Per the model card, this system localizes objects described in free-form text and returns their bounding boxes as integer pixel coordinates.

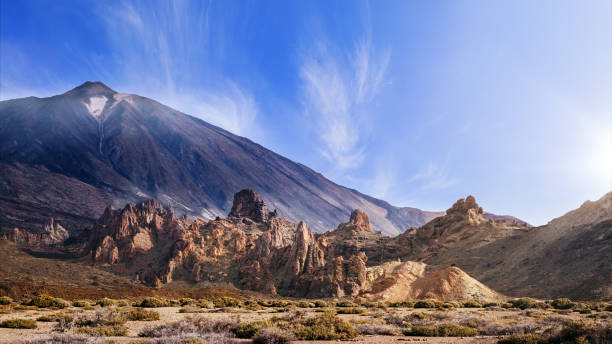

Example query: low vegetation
[404,324,478,337]
[24,294,70,309]
[0,318,37,329]
[0,296,13,305]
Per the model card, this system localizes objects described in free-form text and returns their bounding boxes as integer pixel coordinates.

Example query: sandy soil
[0,306,602,344]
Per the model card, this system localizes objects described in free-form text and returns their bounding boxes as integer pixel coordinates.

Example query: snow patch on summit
[84,96,108,118]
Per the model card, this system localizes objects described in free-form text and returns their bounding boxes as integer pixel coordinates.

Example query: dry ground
[0,303,609,344]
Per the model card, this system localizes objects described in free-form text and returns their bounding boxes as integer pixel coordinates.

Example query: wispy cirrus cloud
[408,163,457,191]
[299,37,390,170]
[96,0,259,137]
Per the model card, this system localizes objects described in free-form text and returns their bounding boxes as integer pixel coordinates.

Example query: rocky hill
[63,189,500,301]
[0,82,445,236]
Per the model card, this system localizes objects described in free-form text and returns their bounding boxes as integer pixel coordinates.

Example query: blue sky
[1,0,611,225]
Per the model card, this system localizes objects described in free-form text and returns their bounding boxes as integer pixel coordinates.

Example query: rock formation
[76,189,504,301]
[1,218,69,246]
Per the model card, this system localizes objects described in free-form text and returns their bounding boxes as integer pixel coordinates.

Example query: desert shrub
[76,324,128,336]
[509,298,538,310]
[462,301,483,308]
[197,299,214,308]
[484,302,500,308]
[252,327,296,344]
[291,310,358,340]
[37,312,74,322]
[24,294,69,309]
[57,308,127,332]
[214,297,241,308]
[136,297,165,308]
[139,316,237,338]
[544,321,612,344]
[498,334,543,344]
[550,298,574,310]
[179,298,197,306]
[117,299,130,307]
[404,324,478,337]
[0,296,13,305]
[336,307,365,314]
[296,301,310,308]
[13,305,38,311]
[356,324,401,335]
[414,299,443,308]
[125,308,160,321]
[335,300,358,307]
[24,334,109,343]
[0,318,37,329]
[232,320,273,338]
[179,305,203,313]
[72,300,90,308]
[388,301,414,308]
[312,300,327,308]
[94,298,116,307]
[443,301,462,308]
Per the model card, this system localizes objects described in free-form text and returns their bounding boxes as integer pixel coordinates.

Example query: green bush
[179,298,196,306]
[72,300,90,307]
[24,294,69,309]
[214,296,241,308]
[296,301,310,308]
[498,334,543,344]
[547,322,611,344]
[404,324,478,337]
[233,320,273,338]
[197,299,214,308]
[253,327,296,344]
[605,304,612,312]
[136,297,165,308]
[0,318,37,329]
[335,307,365,314]
[335,300,358,307]
[551,298,574,309]
[37,312,74,322]
[462,301,482,308]
[292,311,359,340]
[95,297,117,307]
[508,298,538,310]
[76,324,128,336]
[404,325,438,336]
[483,302,500,308]
[117,300,130,307]
[124,308,160,321]
[388,301,414,308]
[312,300,327,308]
[0,296,13,305]
[442,301,461,308]
[414,299,443,308]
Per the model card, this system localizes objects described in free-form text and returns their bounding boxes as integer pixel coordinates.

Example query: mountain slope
[0,81,440,235]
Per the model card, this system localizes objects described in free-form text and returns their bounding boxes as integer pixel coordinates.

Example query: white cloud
[97,1,259,138]
[299,39,390,170]
[408,163,457,190]
[158,82,258,137]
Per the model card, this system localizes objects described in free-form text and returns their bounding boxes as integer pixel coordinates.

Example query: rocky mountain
[400,192,612,300]
[0,81,447,236]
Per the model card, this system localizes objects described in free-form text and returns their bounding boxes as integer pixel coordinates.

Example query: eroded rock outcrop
[1,218,69,246]
[79,189,504,300]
